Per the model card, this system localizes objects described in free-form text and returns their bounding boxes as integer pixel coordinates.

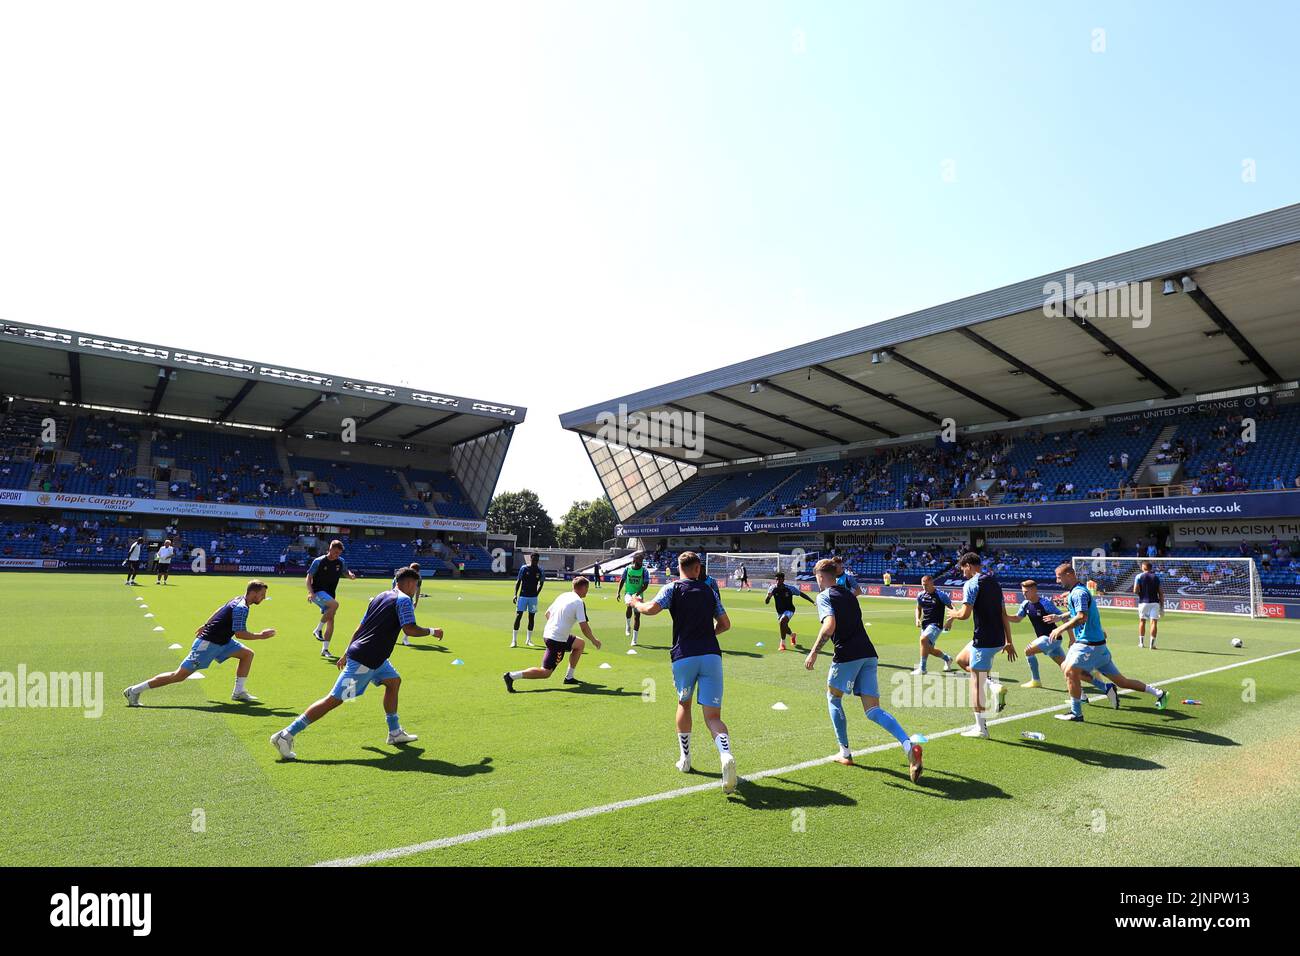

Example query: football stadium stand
[563,205,1300,607]
[0,323,525,577]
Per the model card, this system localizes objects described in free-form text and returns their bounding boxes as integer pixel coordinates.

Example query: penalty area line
[314,646,1300,867]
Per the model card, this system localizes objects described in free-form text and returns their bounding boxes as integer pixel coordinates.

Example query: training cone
[168,643,182,650]
[599,662,612,669]
[626,648,638,655]
[451,658,465,666]
[152,626,165,632]
[771,702,788,711]
[186,672,205,680]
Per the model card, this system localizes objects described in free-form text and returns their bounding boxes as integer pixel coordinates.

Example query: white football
[1230,638,1244,648]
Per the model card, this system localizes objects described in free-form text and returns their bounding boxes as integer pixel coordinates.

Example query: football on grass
[1231,638,1244,648]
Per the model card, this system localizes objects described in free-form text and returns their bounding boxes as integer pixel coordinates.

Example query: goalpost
[705,551,818,589]
[1070,555,1264,618]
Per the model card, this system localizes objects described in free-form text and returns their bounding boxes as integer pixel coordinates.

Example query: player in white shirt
[155,539,176,585]
[503,576,601,691]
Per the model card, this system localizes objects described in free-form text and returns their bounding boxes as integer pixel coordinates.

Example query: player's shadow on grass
[1107,720,1238,747]
[877,661,917,673]
[1156,648,1241,657]
[400,643,450,653]
[145,701,299,718]
[992,737,1163,771]
[293,748,495,777]
[633,642,762,659]
[729,775,858,811]
[852,764,1011,801]
[525,682,642,698]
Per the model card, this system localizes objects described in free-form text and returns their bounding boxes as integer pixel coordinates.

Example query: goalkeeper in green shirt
[616,552,652,647]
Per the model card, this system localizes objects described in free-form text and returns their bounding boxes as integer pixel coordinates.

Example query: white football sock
[714,733,731,755]
[565,665,576,680]
[1144,685,1162,697]
[512,629,518,640]
[508,670,525,680]
[234,677,246,693]
[678,733,690,759]
[975,711,987,731]
[129,681,150,695]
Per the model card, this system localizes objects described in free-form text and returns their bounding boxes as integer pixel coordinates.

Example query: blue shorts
[331,658,400,701]
[920,624,943,645]
[516,595,539,614]
[311,591,335,612]
[181,637,245,671]
[1063,642,1120,677]
[828,657,879,698]
[777,610,795,622]
[672,654,724,708]
[1028,634,1065,659]
[968,643,1005,672]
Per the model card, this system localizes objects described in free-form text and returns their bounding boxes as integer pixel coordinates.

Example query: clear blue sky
[1,1,1296,516]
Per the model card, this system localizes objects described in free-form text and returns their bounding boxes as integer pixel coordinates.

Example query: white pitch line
[314,646,1300,867]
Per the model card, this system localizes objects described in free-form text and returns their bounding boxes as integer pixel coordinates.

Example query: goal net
[1070,555,1263,618]
[705,551,818,589]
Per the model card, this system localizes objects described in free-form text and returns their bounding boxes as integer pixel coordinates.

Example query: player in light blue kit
[1050,564,1168,722]
[832,554,861,595]
[1015,579,1110,698]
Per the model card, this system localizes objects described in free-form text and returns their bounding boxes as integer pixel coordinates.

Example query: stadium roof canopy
[0,321,526,447]
[561,203,1300,464]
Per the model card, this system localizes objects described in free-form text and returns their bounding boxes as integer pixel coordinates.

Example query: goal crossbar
[1070,554,1264,618]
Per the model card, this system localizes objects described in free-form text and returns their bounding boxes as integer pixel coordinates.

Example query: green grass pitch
[1,571,1297,866]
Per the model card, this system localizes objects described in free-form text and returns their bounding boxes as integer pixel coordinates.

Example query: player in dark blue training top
[306,539,357,659]
[764,571,815,651]
[272,567,443,760]
[629,551,737,794]
[1132,560,1164,649]
[511,552,545,648]
[806,559,923,781]
[913,574,954,674]
[393,562,426,646]
[123,580,276,706]
[948,553,1017,739]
